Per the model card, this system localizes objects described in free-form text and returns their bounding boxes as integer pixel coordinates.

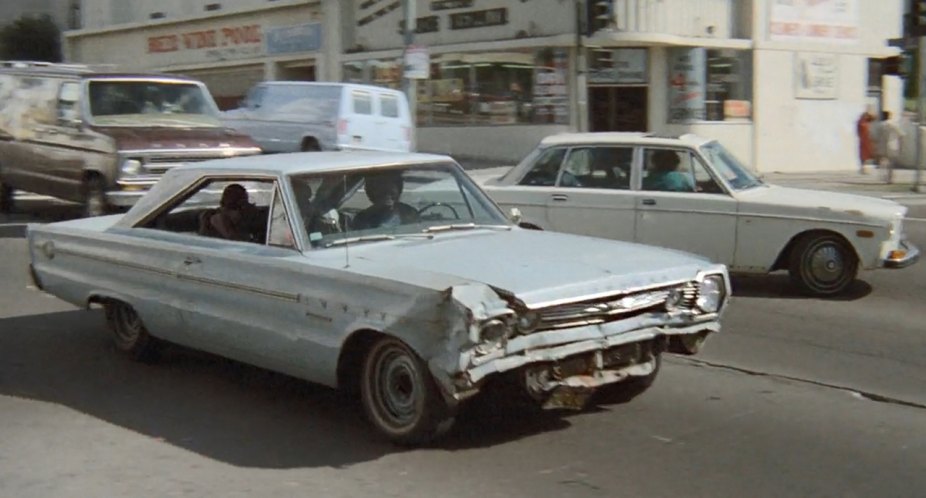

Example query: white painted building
[63,0,904,172]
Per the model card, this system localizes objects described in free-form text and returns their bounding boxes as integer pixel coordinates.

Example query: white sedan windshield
[700,141,763,190]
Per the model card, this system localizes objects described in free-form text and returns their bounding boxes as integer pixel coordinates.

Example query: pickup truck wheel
[0,179,13,214]
[83,176,108,218]
[788,233,858,296]
[590,352,661,406]
[104,302,159,361]
[360,336,455,445]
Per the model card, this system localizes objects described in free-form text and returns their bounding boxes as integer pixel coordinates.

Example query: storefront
[64,1,336,109]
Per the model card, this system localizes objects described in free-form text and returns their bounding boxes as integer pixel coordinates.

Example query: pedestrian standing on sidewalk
[877,111,905,184]
[856,110,875,174]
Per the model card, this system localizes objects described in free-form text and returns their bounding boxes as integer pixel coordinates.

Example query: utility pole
[917,35,925,192]
[402,0,418,150]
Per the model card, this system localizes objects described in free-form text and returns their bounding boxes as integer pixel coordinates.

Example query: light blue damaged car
[27,151,729,444]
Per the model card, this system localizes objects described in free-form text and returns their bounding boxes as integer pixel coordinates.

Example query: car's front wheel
[590,352,661,406]
[360,336,455,445]
[788,232,858,296]
[104,301,159,361]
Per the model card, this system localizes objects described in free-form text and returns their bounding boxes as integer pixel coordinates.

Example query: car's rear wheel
[788,232,858,296]
[104,301,159,361]
[360,336,454,445]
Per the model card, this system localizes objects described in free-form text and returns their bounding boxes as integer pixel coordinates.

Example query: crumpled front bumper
[883,239,920,269]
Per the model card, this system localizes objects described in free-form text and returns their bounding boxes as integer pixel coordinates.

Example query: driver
[352,171,419,230]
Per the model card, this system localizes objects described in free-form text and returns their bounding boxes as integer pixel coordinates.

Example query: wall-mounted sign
[404,45,430,79]
[431,0,474,10]
[794,52,838,99]
[667,48,706,122]
[769,0,858,43]
[399,16,440,34]
[449,8,508,30]
[266,23,322,54]
[147,24,262,54]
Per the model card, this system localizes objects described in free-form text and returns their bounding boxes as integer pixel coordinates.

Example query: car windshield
[290,161,511,248]
[700,141,763,190]
[88,80,221,127]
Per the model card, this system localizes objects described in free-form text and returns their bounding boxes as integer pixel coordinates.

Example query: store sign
[399,16,440,35]
[404,45,430,79]
[534,48,570,125]
[667,48,706,122]
[147,24,262,54]
[266,23,322,54]
[769,0,858,43]
[794,52,838,99]
[449,8,508,30]
[431,0,474,10]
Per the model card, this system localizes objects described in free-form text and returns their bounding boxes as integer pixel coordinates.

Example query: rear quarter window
[380,93,400,118]
[352,90,372,115]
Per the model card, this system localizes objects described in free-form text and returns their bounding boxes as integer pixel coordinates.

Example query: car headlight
[475,318,510,354]
[516,310,541,333]
[696,275,725,313]
[121,159,143,176]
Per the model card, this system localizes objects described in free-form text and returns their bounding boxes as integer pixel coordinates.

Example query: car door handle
[551,194,569,202]
[183,255,202,265]
[641,198,657,206]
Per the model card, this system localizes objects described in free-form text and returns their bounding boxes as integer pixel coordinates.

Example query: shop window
[342,62,366,84]
[667,48,752,123]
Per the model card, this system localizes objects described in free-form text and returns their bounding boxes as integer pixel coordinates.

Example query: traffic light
[586,0,614,36]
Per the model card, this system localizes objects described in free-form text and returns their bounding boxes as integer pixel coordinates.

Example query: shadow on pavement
[0,309,580,467]
[730,274,873,301]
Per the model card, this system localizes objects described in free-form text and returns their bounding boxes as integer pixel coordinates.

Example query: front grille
[143,154,239,174]
[535,282,698,330]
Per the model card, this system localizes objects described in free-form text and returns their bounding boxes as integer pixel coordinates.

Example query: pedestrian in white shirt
[877,111,905,184]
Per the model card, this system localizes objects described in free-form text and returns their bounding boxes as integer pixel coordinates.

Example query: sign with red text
[769,0,858,43]
[147,24,264,61]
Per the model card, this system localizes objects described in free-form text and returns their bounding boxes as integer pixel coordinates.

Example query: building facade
[0,0,79,30]
[65,0,904,172]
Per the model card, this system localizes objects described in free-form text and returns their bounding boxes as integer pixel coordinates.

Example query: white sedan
[481,133,919,296]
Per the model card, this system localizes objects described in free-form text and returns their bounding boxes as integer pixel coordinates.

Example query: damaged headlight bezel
[474,317,513,355]
[696,274,725,313]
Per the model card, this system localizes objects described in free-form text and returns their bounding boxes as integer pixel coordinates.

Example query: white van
[222,82,414,154]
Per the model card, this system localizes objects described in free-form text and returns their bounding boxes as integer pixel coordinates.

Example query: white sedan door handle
[183,255,202,265]
[551,194,569,202]
[641,198,657,206]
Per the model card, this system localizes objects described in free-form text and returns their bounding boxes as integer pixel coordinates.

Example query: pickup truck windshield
[88,80,221,127]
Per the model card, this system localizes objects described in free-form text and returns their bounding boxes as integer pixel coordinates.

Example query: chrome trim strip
[526,278,691,310]
[120,147,262,157]
[54,247,299,302]
[737,211,885,228]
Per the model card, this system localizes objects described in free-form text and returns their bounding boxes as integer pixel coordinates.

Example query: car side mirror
[508,207,522,225]
[320,209,340,230]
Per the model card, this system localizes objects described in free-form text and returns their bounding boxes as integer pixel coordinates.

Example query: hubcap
[808,243,845,284]
[373,348,421,429]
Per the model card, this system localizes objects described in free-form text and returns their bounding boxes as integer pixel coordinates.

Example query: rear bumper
[883,240,920,269]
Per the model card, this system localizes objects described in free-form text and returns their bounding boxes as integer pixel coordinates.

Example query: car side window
[141,178,276,244]
[380,93,399,118]
[352,91,372,115]
[518,147,566,186]
[642,149,696,193]
[267,187,296,248]
[560,147,632,190]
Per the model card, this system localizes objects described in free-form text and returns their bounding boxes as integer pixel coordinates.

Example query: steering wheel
[417,202,460,220]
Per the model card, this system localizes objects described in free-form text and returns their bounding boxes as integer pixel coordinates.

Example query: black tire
[589,352,661,406]
[360,336,455,445]
[104,301,159,361]
[0,177,13,214]
[82,175,108,218]
[788,232,858,296]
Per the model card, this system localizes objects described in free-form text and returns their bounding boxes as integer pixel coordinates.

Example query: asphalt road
[1,203,925,497]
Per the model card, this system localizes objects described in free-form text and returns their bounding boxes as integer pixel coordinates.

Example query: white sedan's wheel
[360,336,454,445]
[788,233,858,296]
[104,302,159,361]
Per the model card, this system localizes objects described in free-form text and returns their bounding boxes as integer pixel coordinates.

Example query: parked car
[479,133,919,296]
[27,150,729,444]
[221,82,414,154]
[0,61,261,216]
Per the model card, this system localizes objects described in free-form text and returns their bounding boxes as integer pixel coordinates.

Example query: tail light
[337,119,348,135]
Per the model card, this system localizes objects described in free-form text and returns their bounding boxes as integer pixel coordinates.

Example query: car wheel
[104,301,159,361]
[83,176,108,218]
[589,352,661,406]
[360,336,455,445]
[0,177,13,214]
[788,233,858,296]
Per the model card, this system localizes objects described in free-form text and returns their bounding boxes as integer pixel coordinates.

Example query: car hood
[738,185,907,220]
[91,126,259,151]
[340,229,718,308]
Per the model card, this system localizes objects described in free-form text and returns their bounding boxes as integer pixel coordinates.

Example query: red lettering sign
[147,35,179,53]
[221,25,262,46]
